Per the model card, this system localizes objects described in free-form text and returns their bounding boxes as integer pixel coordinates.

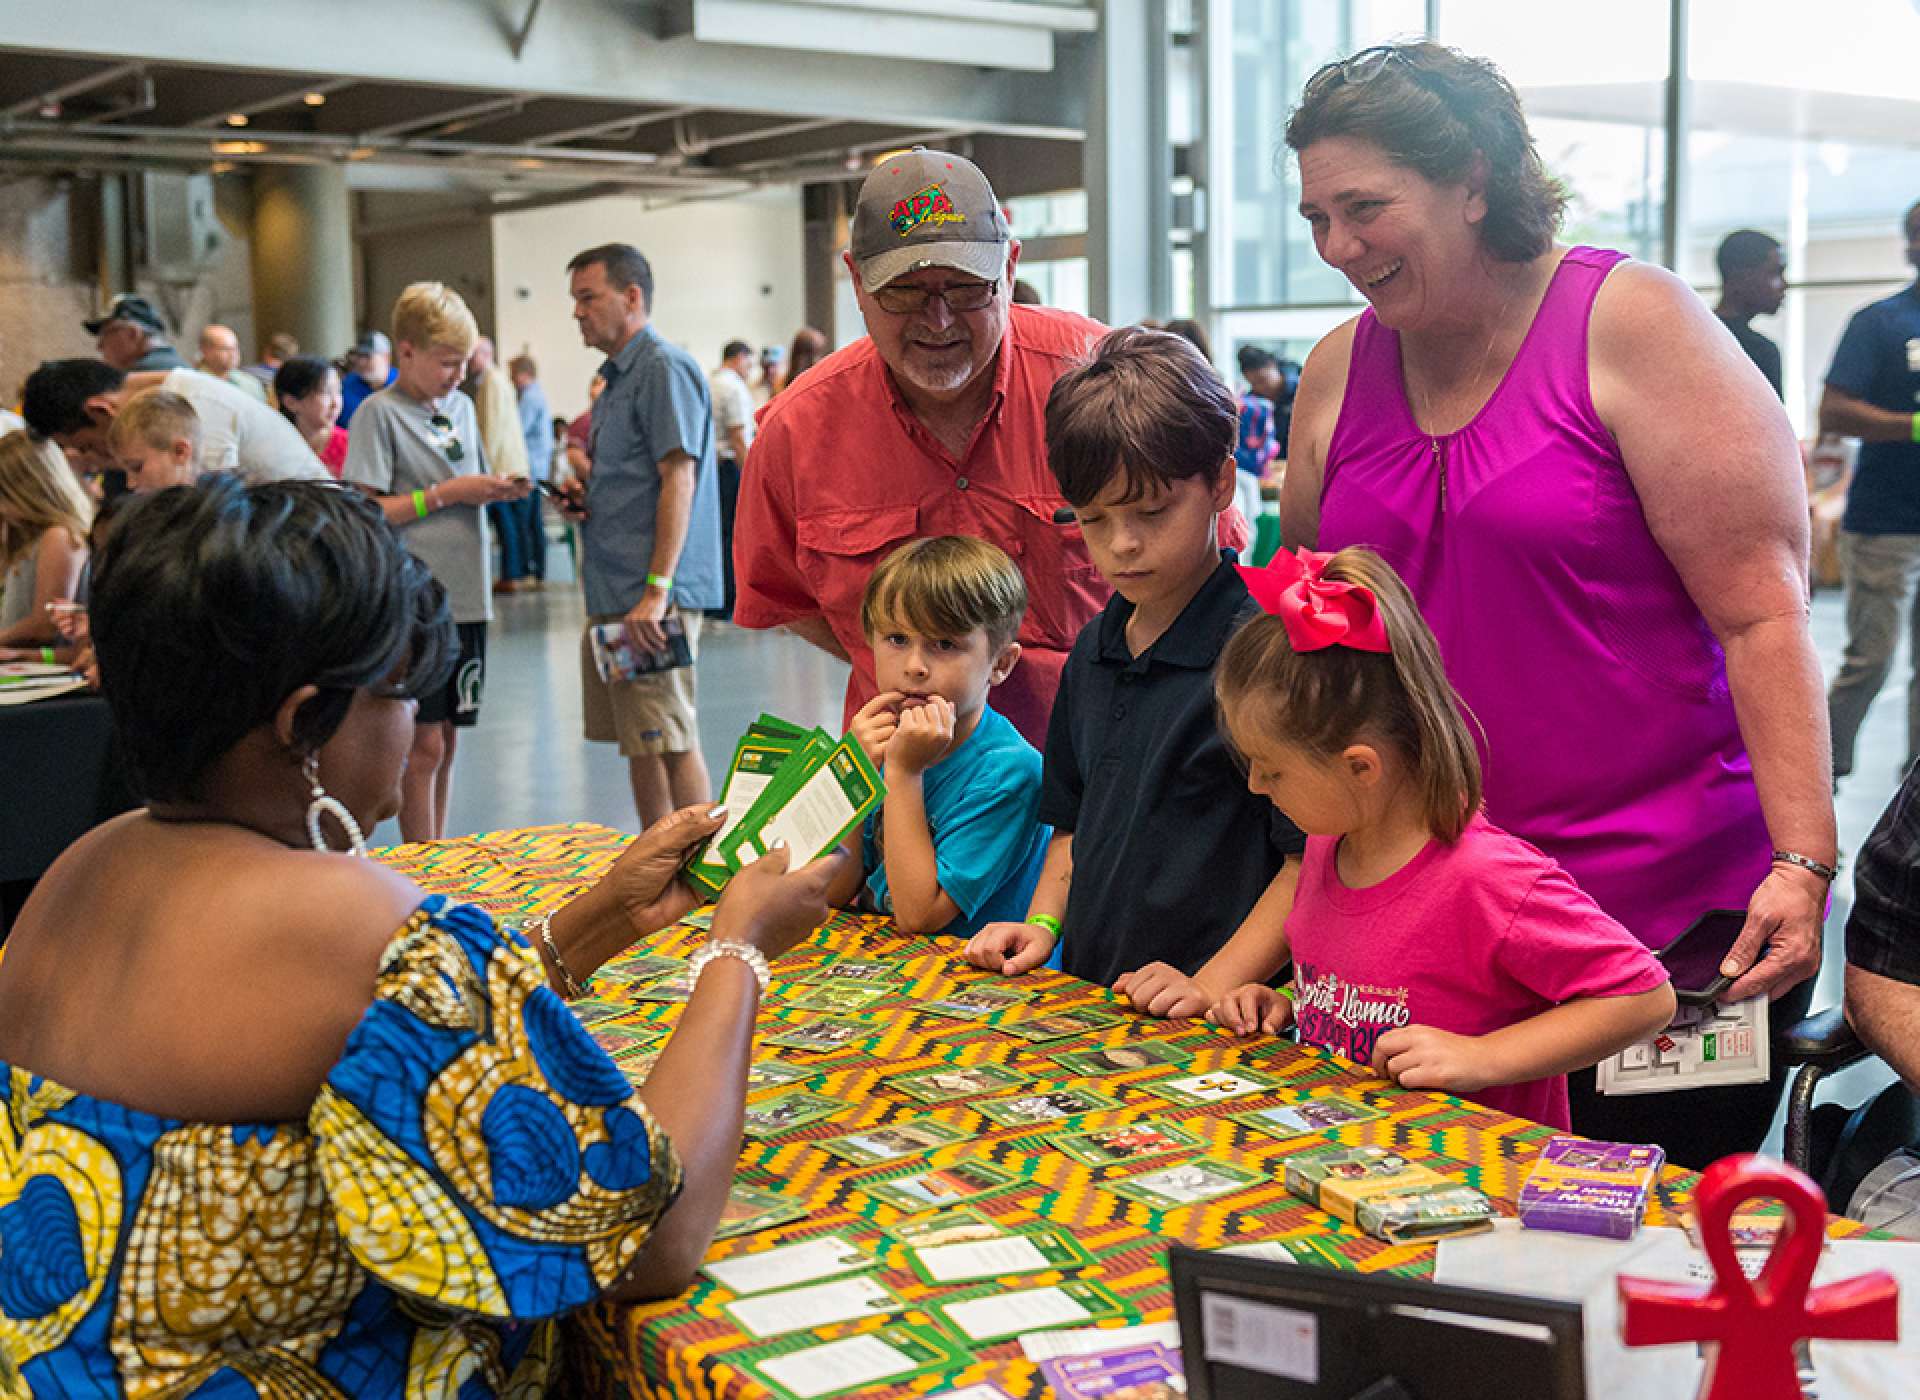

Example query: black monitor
[1169,1244,1588,1400]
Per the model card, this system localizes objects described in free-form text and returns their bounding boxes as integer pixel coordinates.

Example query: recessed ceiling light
[225,113,249,127]
[302,92,326,107]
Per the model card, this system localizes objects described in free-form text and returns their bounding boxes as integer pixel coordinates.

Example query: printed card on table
[1050,1042,1189,1077]
[889,1063,1029,1104]
[744,1323,966,1400]
[1148,1069,1281,1107]
[815,1119,973,1166]
[762,1016,881,1053]
[783,983,895,1014]
[1230,1093,1385,1142]
[931,1279,1130,1344]
[906,1226,1091,1286]
[1046,1117,1204,1168]
[1103,1156,1267,1210]
[791,956,905,986]
[862,1160,1023,1213]
[882,1205,1009,1248]
[741,1089,849,1139]
[722,1273,903,1340]
[920,985,1034,1021]
[745,1060,815,1093]
[998,1007,1130,1043]
[975,1088,1124,1128]
[703,1234,876,1297]
[714,1183,810,1240]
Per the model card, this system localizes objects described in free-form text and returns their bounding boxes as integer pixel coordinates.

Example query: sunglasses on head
[1302,42,1435,102]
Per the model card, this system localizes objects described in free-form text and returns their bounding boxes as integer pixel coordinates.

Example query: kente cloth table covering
[374,823,1842,1400]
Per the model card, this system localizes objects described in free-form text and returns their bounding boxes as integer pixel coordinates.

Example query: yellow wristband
[412,489,429,519]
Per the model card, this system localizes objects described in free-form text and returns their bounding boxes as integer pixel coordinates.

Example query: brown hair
[1215,546,1482,841]
[861,535,1027,652]
[781,326,828,393]
[107,388,202,459]
[1044,326,1235,507]
[1284,42,1566,264]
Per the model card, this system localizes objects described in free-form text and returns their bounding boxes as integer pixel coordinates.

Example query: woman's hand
[1208,984,1295,1037]
[604,804,728,938]
[711,843,847,961]
[1113,962,1215,1020]
[1722,865,1825,1003]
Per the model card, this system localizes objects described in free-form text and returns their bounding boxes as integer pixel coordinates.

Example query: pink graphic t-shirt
[1286,813,1669,1129]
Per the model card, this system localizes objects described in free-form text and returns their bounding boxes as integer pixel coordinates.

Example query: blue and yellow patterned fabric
[0,896,682,1397]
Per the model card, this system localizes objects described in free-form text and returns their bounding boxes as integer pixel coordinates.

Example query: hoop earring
[303,752,369,857]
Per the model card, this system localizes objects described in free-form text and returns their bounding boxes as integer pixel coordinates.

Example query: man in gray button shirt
[557,243,724,825]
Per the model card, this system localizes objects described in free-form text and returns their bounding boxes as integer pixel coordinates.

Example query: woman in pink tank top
[1276,43,1834,1166]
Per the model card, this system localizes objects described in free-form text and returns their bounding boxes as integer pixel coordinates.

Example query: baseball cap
[353,330,393,356]
[850,148,1011,295]
[84,294,168,337]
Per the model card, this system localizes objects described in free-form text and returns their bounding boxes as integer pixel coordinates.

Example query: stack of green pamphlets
[686,713,885,895]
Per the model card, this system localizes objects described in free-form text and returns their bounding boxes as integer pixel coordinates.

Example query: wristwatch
[688,938,771,993]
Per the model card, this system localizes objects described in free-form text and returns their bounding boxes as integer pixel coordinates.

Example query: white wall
[492,188,806,420]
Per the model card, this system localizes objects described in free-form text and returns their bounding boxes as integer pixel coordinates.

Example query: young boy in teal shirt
[826,536,1049,938]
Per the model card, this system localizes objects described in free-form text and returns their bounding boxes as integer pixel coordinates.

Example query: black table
[0,692,138,932]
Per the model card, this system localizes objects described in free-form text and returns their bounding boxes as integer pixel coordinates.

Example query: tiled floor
[416,559,1911,1153]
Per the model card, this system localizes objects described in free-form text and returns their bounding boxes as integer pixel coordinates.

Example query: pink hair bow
[1237,548,1392,654]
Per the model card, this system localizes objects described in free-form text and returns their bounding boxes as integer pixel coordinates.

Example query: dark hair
[22,359,127,436]
[509,353,538,378]
[1284,42,1567,263]
[1012,279,1043,305]
[90,477,454,803]
[568,243,654,312]
[1216,546,1482,841]
[1044,326,1237,507]
[1237,344,1278,376]
[1162,318,1214,363]
[272,356,338,421]
[1715,229,1780,283]
[783,327,828,390]
[721,340,752,362]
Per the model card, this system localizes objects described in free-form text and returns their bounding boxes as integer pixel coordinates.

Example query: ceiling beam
[360,92,532,140]
[184,76,356,128]
[3,60,143,119]
[518,105,700,147]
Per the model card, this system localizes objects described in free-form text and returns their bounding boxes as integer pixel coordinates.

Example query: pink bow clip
[1237,548,1392,654]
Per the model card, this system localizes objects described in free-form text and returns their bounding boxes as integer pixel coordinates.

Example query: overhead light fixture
[225,112,249,127]
[302,92,327,107]
[213,140,266,156]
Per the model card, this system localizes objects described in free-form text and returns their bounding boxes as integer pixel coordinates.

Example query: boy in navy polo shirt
[826,536,1050,938]
[966,327,1305,1016]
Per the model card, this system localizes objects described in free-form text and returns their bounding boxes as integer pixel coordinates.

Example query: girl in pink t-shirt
[1208,547,1674,1128]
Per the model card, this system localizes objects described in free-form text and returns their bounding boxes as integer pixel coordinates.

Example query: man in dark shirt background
[1714,229,1786,400]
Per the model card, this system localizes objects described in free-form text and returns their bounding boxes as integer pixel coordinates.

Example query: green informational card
[762,1016,880,1053]
[931,1279,1130,1344]
[590,1022,668,1065]
[741,1089,849,1139]
[687,718,826,889]
[629,970,696,1003]
[1103,1156,1268,1210]
[905,1225,1091,1286]
[998,1007,1129,1042]
[744,1322,966,1400]
[1145,1068,1283,1107]
[790,956,905,986]
[815,1118,973,1166]
[590,951,683,987]
[975,1087,1125,1127]
[881,1205,1009,1248]
[1046,1117,1205,1168]
[861,1160,1023,1213]
[714,1183,811,1240]
[783,982,894,1013]
[889,1063,1029,1105]
[745,1060,815,1092]
[1050,1042,1189,1076]
[919,985,1034,1021]
[720,734,885,874]
[1231,1094,1385,1142]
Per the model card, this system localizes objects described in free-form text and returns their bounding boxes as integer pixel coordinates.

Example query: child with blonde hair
[0,431,91,658]
[342,281,529,840]
[1209,546,1675,1128]
[106,388,202,493]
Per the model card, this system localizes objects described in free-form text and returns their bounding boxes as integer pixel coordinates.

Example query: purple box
[1039,1344,1185,1399]
[1517,1135,1665,1240]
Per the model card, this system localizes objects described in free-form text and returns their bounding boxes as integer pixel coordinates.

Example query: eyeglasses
[427,412,466,464]
[871,280,1001,315]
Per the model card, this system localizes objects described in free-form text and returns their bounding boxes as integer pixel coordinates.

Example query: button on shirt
[582,325,724,616]
[732,304,1109,748]
[1831,284,1920,534]
[1038,554,1306,988]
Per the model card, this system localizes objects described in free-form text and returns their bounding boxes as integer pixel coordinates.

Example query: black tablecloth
[0,692,138,926]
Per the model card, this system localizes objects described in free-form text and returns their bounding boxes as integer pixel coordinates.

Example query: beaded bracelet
[527,913,587,998]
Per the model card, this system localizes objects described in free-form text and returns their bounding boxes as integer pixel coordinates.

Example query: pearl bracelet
[688,939,771,994]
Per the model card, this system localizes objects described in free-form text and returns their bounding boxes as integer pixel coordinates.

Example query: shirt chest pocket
[795,503,921,623]
[1006,493,1107,646]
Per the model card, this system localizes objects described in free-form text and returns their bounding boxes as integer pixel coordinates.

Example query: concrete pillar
[1085,0,1171,327]
[249,164,354,361]
[802,181,851,345]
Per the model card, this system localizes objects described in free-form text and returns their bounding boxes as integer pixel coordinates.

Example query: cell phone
[1656,908,1759,1006]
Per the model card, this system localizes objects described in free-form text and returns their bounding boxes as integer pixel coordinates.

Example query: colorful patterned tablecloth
[376,822,1734,1400]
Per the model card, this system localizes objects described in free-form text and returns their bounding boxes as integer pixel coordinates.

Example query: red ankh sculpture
[1618,1153,1899,1400]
